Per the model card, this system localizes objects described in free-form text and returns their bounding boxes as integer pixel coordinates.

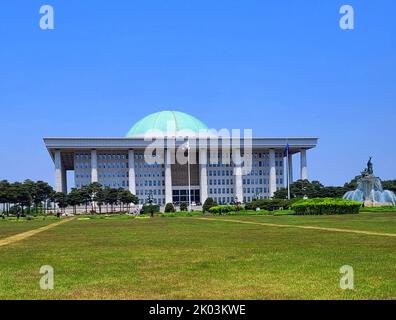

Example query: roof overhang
[44,137,318,162]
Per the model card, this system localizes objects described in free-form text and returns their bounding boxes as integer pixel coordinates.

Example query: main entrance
[171,158,201,205]
[172,187,201,205]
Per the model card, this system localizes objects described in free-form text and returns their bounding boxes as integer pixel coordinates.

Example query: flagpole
[286,143,291,200]
[187,142,191,212]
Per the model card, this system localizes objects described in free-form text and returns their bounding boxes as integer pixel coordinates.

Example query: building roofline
[43,136,319,167]
[43,136,319,140]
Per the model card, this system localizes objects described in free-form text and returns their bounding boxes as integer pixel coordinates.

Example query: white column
[288,153,293,183]
[128,149,136,194]
[62,168,67,194]
[269,149,277,198]
[165,148,173,204]
[91,150,98,183]
[300,149,308,180]
[55,150,66,193]
[199,148,208,205]
[233,149,243,203]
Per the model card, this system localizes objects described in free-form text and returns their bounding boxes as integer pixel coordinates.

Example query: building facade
[44,111,318,205]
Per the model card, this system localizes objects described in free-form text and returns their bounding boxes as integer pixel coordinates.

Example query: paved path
[199,217,396,238]
[0,218,74,248]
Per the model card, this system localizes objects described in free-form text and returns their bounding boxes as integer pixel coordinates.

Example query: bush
[291,198,361,215]
[9,206,22,215]
[245,199,293,211]
[203,198,217,212]
[224,209,270,216]
[179,202,188,212]
[208,205,238,214]
[165,203,176,213]
[140,204,160,215]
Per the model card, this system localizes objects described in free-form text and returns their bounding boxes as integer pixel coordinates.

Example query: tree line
[1,178,395,215]
[0,180,138,215]
[273,179,396,199]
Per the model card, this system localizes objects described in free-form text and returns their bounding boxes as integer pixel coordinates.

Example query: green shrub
[208,205,238,214]
[245,199,293,211]
[203,198,217,212]
[165,203,176,213]
[224,209,270,216]
[9,206,22,215]
[291,198,361,215]
[179,202,188,212]
[140,204,160,215]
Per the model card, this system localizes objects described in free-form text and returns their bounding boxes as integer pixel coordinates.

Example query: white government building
[44,111,318,205]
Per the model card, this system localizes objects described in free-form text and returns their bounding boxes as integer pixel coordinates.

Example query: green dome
[126,111,210,137]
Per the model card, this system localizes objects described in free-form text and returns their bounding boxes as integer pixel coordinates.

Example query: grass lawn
[0,218,59,240]
[224,211,396,233]
[0,212,396,300]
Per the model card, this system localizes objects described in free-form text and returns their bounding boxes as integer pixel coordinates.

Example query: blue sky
[0,0,395,187]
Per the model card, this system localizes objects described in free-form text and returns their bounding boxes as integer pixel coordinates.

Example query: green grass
[1,212,396,300]
[360,206,396,213]
[162,211,203,217]
[213,209,270,216]
[0,217,59,240]
[231,211,396,233]
[271,209,295,216]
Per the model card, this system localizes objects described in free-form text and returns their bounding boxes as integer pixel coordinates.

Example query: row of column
[55,148,309,201]
[233,148,308,199]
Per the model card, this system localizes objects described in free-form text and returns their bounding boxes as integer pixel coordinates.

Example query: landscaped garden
[1,210,396,300]
[1,179,396,300]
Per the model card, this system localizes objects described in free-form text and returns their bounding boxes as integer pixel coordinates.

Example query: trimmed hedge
[291,198,361,215]
[179,202,188,212]
[208,205,239,214]
[203,198,217,212]
[140,204,160,215]
[208,206,272,216]
[245,199,293,211]
[165,203,176,213]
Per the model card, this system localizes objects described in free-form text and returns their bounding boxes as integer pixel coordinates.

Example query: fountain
[343,158,396,206]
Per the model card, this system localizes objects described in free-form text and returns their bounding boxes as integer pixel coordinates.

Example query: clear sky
[0,0,395,187]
